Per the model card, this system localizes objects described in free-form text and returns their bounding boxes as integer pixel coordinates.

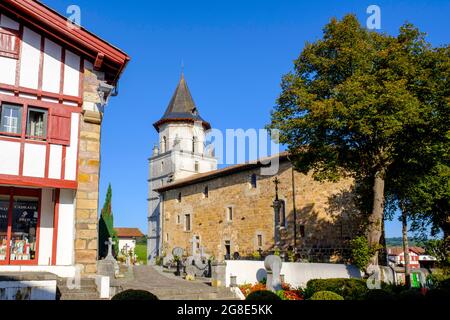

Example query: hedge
[305,278,368,300]
[111,289,159,300]
[310,291,344,300]
[246,290,282,301]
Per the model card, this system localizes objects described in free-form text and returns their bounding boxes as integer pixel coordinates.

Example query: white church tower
[147,74,217,263]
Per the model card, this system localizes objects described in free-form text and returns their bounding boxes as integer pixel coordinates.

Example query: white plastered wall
[38,188,54,266]
[56,189,75,266]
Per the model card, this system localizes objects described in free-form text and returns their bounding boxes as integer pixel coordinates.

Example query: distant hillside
[385,237,422,247]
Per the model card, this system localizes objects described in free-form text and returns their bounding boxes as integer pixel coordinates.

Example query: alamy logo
[66,5,81,30]
[366,5,381,30]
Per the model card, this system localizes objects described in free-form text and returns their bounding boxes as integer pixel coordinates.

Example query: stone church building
[148,76,360,264]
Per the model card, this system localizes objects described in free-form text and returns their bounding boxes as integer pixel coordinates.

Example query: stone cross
[105,237,113,256]
[264,255,283,292]
[190,236,200,256]
[124,243,131,265]
[105,237,115,261]
[273,177,280,201]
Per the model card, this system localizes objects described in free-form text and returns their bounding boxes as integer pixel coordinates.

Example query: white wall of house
[0,13,81,182]
[118,238,137,254]
[64,113,80,181]
[0,14,81,95]
[56,189,75,266]
[224,260,363,288]
[38,188,54,266]
[0,140,20,175]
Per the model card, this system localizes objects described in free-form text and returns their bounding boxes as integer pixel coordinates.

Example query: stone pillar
[74,64,105,275]
[74,112,102,274]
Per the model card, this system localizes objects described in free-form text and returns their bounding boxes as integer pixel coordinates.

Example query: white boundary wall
[225,260,363,287]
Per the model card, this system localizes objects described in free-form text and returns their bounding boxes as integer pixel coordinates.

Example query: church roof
[153,74,211,131]
[155,152,290,192]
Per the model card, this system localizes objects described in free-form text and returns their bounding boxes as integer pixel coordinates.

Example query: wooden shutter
[48,108,72,146]
[0,27,19,59]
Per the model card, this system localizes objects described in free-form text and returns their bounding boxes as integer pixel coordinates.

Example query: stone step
[136,287,238,300]
[57,277,100,300]
[59,292,103,300]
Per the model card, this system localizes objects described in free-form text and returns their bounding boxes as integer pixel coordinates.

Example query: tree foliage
[350,236,380,274]
[268,14,449,265]
[98,184,118,258]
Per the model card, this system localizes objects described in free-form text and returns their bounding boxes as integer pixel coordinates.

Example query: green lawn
[134,243,147,265]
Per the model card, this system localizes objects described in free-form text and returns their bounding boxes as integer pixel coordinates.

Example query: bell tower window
[162,136,167,153]
[192,136,197,153]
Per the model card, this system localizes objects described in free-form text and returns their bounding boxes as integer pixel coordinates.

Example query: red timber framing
[0,186,41,265]
[0,0,130,84]
[51,188,60,265]
[0,95,79,190]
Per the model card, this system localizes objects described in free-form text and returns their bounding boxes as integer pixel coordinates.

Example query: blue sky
[42,0,449,237]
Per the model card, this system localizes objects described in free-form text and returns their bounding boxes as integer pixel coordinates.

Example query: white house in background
[115,228,144,255]
[387,247,426,269]
[0,0,129,278]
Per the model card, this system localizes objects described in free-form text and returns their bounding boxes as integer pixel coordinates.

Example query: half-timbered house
[0,0,129,277]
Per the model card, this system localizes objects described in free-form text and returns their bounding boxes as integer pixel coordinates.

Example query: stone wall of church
[161,160,362,263]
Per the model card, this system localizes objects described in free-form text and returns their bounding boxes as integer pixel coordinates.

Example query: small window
[161,161,164,172]
[0,103,22,135]
[203,186,209,198]
[177,215,181,224]
[165,233,169,242]
[195,161,199,172]
[226,207,233,222]
[196,235,200,249]
[299,225,305,238]
[185,214,191,231]
[257,234,263,247]
[192,136,197,153]
[162,136,167,152]
[250,174,257,188]
[27,108,48,139]
[177,192,182,203]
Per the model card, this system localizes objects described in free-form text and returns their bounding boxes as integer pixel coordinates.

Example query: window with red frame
[0,27,19,59]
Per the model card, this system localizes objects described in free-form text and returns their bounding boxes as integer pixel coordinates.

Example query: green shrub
[246,290,282,301]
[305,278,368,300]
[310,291,344,300]
[111,289,159,300]
[365,289,395,301]
[381,283,408,295]
[275,290,286,300]
[349,236,380,273]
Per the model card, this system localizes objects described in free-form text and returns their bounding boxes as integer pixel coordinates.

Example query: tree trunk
[367,169,386,267]
[401,206,411,288]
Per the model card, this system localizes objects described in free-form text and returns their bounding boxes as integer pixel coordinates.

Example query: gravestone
[162,254,174,267]
[98,237,119,278]
[190,235,200,256]
[172,247,184,258]
[172,247,184,276]
[264,255,282,292]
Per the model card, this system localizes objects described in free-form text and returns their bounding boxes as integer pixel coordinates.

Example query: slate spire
[153,74,210,131]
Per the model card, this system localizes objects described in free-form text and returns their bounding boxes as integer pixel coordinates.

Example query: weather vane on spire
[181,58,184,76]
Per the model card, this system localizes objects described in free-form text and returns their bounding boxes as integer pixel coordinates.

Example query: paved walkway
[113,265,237,300]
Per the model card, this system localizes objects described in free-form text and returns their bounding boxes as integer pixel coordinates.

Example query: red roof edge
[2,0,130,83]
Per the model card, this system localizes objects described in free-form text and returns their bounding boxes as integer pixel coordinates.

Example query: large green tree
[268,14,449,267]
[98,184,118,258]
